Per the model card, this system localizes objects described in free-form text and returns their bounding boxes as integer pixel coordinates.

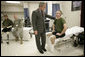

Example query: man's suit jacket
[32,9,55,33]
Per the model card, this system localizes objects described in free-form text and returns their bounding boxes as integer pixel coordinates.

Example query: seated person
[12,14,23,44]
[47,10,67,52]
[1,14,13,44]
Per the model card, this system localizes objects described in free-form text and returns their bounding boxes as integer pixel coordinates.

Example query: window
[52,4,60,17]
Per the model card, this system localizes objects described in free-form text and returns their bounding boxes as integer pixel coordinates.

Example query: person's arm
[32,11,37,31]
[2,21,6,28]
[52,24,55,32]
[8,20,13,28]
[19,19,23,27]
[45,14,56,20]
[32,11,38,35]
[2,24,5,28]
[60,23,67,35]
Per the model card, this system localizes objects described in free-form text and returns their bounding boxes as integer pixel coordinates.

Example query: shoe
[20,38,23,44]
[39,51,44,54]
[6,42,9,44]
[20,40,23,44]
[42,48,47,52]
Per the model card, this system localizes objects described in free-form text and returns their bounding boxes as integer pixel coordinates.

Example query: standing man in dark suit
[32,2,55,54]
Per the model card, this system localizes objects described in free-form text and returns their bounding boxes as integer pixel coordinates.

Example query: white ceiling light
[6,1,20,4]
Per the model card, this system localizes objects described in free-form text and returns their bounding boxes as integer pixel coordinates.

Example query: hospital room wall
[1,1,81,28]
[28,2,39,23]
[47,1,62,28]
[28,1,62,28]
[1,5,24,22]
[26,1,61,27]
[61,1,81,28]
[28,1,81,28]
[47,1,81,28]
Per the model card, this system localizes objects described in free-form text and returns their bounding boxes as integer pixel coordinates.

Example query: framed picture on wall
[71,1,81,11]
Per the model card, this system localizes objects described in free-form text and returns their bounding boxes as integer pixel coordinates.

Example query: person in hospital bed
[48,10,67,52]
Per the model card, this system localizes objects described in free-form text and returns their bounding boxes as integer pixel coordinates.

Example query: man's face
[41,4,46,11]
[56,11,61,18]
[14,15,17,20]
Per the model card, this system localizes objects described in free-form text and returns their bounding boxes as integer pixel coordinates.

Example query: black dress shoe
[39,51,44,54]
[6,42,9,44]
[42,48,47,52]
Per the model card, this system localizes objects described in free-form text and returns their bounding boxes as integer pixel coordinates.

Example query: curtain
[52,4,60,17]
[24,8,29,19]
[24,8,31,27]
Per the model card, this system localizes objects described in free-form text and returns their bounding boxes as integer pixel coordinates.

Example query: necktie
[41,10,44,17]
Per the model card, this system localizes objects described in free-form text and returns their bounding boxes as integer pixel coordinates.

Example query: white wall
[61,1,81,28]
[28,2,39,22]
[1,5,24,22]
[47,1,53,28]
[1,1,81,28]
[47,1,62,28]
[46,1,81,28]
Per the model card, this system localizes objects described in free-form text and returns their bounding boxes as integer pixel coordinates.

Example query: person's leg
[1,28,7,43]
[19,28,23,44]
[6,32,10,44]
[50,35,56,44]
[12,29,19,41]
[47,32,52,37]
[41,33,46,51]
[6,28,12,44]
[35,33,44,54]
[1,32,4,43]
[49,35,56,52]
[20,37,23,44]
[1,35,3,43]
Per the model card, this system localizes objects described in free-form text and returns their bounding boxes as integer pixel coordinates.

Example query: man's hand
[56,33,62,36]
[52,30,55,32]
[34,30,38,35]
[2,26,7,28]
[16,25,18,27]
[7,26,12,28]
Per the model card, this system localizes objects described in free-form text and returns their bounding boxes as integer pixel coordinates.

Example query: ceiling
[1,1,24,6]
[1,1,44,6]
[1,1,62,6]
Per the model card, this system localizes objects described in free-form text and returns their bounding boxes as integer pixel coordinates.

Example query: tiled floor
[1,35,84,56]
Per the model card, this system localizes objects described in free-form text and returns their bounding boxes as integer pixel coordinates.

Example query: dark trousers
[52,31,65,38]
[2,27,11,32]
[35,32,46,52]
[1,28,12,42]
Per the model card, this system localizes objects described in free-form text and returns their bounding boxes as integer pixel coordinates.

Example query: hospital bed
[28,26,84,47]
[28,26,84,43]
[46,26,84,50]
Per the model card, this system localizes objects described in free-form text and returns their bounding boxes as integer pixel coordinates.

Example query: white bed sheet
[65,26,84,38]
[46,26,84,45]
